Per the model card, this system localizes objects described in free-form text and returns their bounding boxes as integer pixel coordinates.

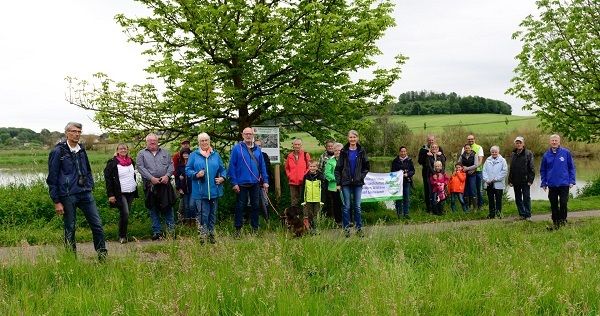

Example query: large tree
[508,0,600,142]
[67,0,405,145]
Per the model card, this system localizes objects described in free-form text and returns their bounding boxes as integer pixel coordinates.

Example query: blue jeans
[181,193,196,219]
[476,171,483,207]
[394,183,411,217]
[450,193,467,212]
[195,198,219,235]
[513,184,531,218]
[342,185,363,230]
[149,206,174,235]
[60,191,106,254]
[235,184,260,229]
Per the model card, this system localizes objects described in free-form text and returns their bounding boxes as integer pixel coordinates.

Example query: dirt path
[2,210,600,264]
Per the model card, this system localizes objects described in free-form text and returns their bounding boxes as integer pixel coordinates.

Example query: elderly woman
[186,133,227,244]
[334,130,370,237]
[324,142,343,225]
[103,143,138,244]
[482,146,508,219]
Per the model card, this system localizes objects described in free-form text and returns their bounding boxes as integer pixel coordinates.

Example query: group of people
[46,121,576,261]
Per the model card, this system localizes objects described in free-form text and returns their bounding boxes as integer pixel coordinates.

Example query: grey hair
[145,133,159,141]
[292,138,302,144]
[348,130,359,137]
[490,145,500,153]
[64,122,82,132]
[198,132,210,142]
[333,142,343,150]
[550,134,561,140]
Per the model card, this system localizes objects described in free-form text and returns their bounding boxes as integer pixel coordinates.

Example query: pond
[370,157,599,200]
[0,169,47,187]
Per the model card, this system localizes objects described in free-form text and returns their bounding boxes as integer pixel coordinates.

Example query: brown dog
[283,205,307,237]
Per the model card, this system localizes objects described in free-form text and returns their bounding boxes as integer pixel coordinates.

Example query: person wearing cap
[540,134,576,230]
[508,136,535,221]
[173,139,191,221]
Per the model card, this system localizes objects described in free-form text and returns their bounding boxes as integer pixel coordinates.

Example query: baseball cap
[181,139,190,144]
[514,136,524,143]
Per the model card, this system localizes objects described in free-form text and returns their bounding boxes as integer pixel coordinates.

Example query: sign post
[253,126,281,199]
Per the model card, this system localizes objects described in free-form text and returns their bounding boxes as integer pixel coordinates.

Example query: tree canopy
[67,0,405,146]
[508,0,600,142]
[392,91,512,115]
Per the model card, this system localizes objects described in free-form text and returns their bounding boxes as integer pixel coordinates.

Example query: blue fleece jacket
[227,142,269,186]
[186,149,227,200]
[540,147,576,187]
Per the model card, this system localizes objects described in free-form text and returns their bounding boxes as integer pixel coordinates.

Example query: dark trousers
[487,188,503,218]
[422,170,432,212]
[117,193,135,238]
[513,184,531,218]
[235,184,260,229]
[549,186,569,224]
[327,190,343,224]
[61,192,106,255]
[289,185,302,207]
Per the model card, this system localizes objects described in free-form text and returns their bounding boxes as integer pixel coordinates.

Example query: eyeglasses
[68,130,82,134]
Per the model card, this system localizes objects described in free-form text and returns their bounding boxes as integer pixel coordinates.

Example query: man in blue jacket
[47,122,107,260]
[228,127,269,237]
[540,134,576,230]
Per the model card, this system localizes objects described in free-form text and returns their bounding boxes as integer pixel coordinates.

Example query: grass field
[388,113,539,134]
[2,217,600,314]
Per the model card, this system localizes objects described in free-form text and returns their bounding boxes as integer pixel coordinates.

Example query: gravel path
[2,210,599,264]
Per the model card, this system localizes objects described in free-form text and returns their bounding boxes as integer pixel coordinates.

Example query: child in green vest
[302,160,325,234]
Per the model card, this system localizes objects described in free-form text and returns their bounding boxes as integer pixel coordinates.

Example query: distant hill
[394,91,512,115]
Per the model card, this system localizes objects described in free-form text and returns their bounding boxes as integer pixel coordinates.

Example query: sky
[0,0,537,134]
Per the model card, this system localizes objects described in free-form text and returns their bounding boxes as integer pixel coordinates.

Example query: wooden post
[274,164,281,200]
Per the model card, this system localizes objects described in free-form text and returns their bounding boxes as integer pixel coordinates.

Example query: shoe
[97,249,108,262]
[151,233,161,241]
[119,237,127,244]
[348,222,355,228]
[546,223,560,231]
[356,229,364,238]
[233,228,242,239]
[524,217,532,222]
[344,229,351,238]
[208,234,216,244]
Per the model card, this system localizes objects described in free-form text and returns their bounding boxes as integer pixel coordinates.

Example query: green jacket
[324,157,338,191]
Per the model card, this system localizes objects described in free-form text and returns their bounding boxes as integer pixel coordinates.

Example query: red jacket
[285,151,310,185]
[448,170,466,193]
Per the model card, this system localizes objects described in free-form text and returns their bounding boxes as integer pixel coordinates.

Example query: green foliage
[66,0,406,148]
[578,176,600,198]
[394,91,512,115]
[359,116,412,156]
[508,0,600,142]
[3,219,600,314]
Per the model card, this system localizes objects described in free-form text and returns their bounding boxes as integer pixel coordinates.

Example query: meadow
[2,217,600,314]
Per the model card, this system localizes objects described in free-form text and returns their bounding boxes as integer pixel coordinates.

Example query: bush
[578,176,600,198]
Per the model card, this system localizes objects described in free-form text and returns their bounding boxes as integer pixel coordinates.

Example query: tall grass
[1,219,600,314]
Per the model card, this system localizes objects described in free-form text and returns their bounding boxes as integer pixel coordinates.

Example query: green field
[387,113,539,134]
[2,218,600,314]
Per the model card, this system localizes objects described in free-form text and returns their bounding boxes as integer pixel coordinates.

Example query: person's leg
[149,205,162,236]
[558,186,570,224]
[78,192,107,255]
[207,199,218,235]
[458,193,467,212]
[514,184,524,218]
[476,171,483,209]
[199,199,210,237]
[487,188,496,218]
[235,187,250,230]
[249,184,261,230]
[341,186,352,232]
[450,193,457,212]
[118,194,131,239]
[522,185,532,218]
[329,190,342,224]
[548,187,559,225]
[495,189,503,217]
[164,206,175,235]
[394,199,402,218]
[61,195,77,252]
[403,184,411,216]
[422,171,431,212]
[290,185,301,207]
[352,185,363,231]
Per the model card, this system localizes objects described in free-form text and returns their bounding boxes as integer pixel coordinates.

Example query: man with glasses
[47,122,107,261]
[462,134,484,211]
[228,127,270,237]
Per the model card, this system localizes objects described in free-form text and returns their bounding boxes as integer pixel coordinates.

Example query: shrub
[578,176,600,198]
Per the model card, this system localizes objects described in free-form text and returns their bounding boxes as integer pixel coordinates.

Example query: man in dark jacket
[47,122,107,260]
[417,135,444,213]
[391,146,416,219]
[508,136,535,221]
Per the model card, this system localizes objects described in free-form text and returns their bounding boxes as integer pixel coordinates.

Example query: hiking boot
[356,229,364,238]
[97,249,108,262]
[151,233,161,241]
[119,237,127,244]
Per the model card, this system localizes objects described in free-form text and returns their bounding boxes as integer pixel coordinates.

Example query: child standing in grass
[303,160,325,234]
[448,163,468,212]
[430,160,449,215]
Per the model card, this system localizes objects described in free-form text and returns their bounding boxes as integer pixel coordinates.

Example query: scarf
[200,147,213,158]
[116,155,132,167]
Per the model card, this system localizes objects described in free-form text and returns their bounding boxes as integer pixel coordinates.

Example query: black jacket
[390,156,415,185]
[508,148,535,185]
[334,143,370,186]
[145,182,176,212]
[103,157,139,207]
[418,145,445,174]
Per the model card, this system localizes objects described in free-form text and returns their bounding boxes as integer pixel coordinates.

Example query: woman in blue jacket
[186,133,227,244]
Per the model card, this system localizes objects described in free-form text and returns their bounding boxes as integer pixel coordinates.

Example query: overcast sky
[0,0,537,134]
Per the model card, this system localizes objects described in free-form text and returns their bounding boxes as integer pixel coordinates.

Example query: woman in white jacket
[482,146,508,219]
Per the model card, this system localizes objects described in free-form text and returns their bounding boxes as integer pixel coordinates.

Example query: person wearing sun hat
[508,136,535,221]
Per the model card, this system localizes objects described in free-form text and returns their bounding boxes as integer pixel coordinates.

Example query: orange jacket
[285,151,310,185]
[448,170,466,193]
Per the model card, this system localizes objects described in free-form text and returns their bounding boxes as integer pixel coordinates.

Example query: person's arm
[497,158,508,183]
[228,147,238,186]
[482,161,490,183]
[568,152,576,185]
[103,159,115,198]
[164,150,174,178]
[540,154,547,188]
[258,149,269,187]
[136,151,153,181]
[324,159,336,182]
[527,152,535,185]
[216,152,227,184]
[360,150,370,181]
[334,153,344,187]
[407,160,416,178]
[46,148,61,203]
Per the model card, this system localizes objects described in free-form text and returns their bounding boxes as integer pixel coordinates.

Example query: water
[0,169,46,187]
[370,157,597,201]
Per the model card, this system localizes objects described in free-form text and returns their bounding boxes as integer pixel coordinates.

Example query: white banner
[361,171,404,202]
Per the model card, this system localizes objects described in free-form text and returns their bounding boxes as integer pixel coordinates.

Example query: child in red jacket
[448,163,468,212]
[429,161,449,215]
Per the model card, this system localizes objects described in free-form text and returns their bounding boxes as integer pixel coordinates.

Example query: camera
[77,175,86,187]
